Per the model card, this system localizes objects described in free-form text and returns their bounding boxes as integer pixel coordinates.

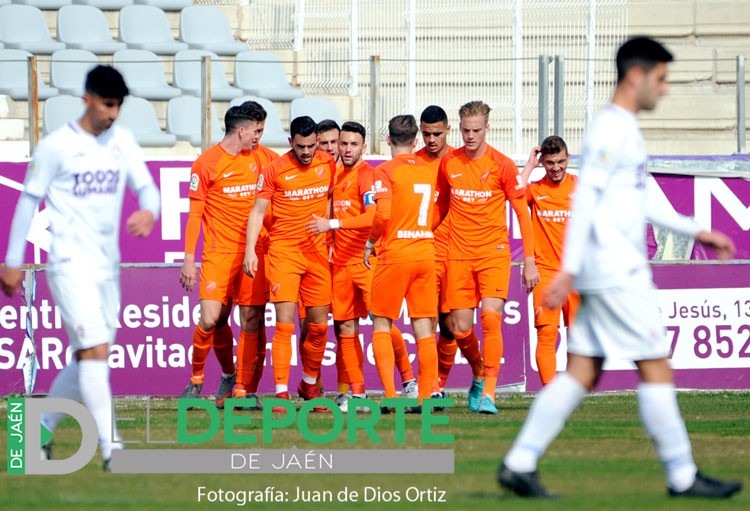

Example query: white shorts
[568,285,669,361]
[47,270,120,352]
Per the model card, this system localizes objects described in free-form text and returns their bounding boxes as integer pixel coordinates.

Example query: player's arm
[244,197,270,278]
[364,198,391,269]
[433,159,451,228]
[520,145,542,187]
[179,198,205,292]
[509,195,540,290]
[644,179,735,260]
[1,192,42,297]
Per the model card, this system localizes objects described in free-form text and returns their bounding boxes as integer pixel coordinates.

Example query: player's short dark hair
[616,36,673,83]
[316,119,340,135]
[420,105,448,125]
[341,121,366,140]
[290,116,317,138]
[388,115,418,147]
[540,135,568,156]
[85,65,128,100]
[239,100,268,122]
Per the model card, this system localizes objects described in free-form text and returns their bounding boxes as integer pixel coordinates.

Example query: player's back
[374,153,436,264]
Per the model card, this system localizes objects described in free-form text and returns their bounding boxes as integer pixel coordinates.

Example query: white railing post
[584,0,597,127]
[370,55,381,155]
[201,55,212,153]
[512,0,523,154]
[406,0,416,114]
[293,0,305,52]
[349,0,359,97]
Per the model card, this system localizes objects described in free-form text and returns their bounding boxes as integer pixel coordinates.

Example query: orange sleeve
[510,195,535,258]
[340,204,375,230]
[184,198,205,254]
[368,199,391,242]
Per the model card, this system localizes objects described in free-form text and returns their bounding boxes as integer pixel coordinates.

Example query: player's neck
[464,142,488,160]
[219,138,242,156]
[390,146,413,158]
[76,117,105,137]
[611,87,640,114]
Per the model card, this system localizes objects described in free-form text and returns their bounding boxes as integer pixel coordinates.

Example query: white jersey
[23,121,154,273]
[561,103,697,292]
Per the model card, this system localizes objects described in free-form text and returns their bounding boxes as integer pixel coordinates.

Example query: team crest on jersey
[315,166,325,179]
[110,142,122,159]
[249,163,257,173]
[271,282,281,296]
[190,173,200,191]
[481,170,491,184]
[341,180,351,192]
[256,174,264,191]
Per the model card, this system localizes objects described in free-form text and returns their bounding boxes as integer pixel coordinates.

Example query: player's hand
[363,244,375,269]
[543,271,575,309]
[244,252,259,278]
[0,267,23,298]
[522,257,540,291]
[525,146,542,169]
[306,214,330,235]
[696,230,735,260]
[126,210,155,237]
[179,255,197,292]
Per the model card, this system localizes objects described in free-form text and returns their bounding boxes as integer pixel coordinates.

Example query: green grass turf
[2,391,748,511]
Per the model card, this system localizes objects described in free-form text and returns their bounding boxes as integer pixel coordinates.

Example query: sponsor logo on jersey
[72,170,120,196]
[190,173,199,191]
[285,174,298,181]
[223,171,234,178]
[256,174,264,191]
[397,230,434,239]
[451,189,492,199]
[283,185,328,199]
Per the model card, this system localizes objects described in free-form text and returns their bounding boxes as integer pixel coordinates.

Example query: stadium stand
[173,49,243,101]
[50,49,99,96]
[57,5,127,54]
[118,5,188,55]
[234,50,304,102]
[72,0,133,9]
[15,0,72,8]
[0,49,59,100]
[42,94,84,134]
[230,95,290,147]
[113,49,181,100]
[117,96,177,147]
[0,5,65,54]
[290,97,342,125]
[166,96,224,146]
[179,5,247,55]
[133,0,191,10]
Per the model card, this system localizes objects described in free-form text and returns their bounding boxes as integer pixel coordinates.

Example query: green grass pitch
[2,391,748,510]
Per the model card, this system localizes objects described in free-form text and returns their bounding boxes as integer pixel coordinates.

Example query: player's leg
[405,260,439,404]
[500,353,599,497]
[435,258,456,392]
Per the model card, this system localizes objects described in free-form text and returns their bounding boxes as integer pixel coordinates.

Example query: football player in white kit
[1,66,160,471]
[498,37,742,499]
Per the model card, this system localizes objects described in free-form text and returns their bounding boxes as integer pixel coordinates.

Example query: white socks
[41,358,81,433]
[638,383,697,491]
[79,360,122,460]
[504,372,587,472]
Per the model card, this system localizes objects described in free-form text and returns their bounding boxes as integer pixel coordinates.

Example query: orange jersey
[189,144,262,254]
[526,173,577,272]
[257,149,335,253]
[373,154,436,264]
[247,144,280,254]
[331,159,376,265]
[415,146,453,262]
[437,145,524,259]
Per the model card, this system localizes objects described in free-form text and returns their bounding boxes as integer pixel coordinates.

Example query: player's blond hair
[459,101,491,123]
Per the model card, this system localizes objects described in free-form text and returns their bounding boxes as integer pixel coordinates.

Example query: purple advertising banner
[1,160,750,264]
[1,263,748,396]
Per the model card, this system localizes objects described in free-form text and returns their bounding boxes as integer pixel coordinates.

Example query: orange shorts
[370,259,437,320]
[435,258,449,314]
[331,261,373,321]
[533,269,579,327]
[446,254,511,310]
[267,247,332,306]
[199,252,266,306]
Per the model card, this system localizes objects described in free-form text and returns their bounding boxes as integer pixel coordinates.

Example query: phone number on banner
[659,288,750,369]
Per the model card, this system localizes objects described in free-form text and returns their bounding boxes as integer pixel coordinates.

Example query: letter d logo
[23,398,98,475]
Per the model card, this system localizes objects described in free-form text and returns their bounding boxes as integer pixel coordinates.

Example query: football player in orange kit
[365,114,439,410]
[244,116,335,412]
[436,100,539,414]
[520,135,579,386]
[179,103,277,409]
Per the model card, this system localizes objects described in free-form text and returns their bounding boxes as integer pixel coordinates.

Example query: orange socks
[536,324,559,385]
[190,325,213,383]
[372,330,397,398]
[437,335,458,389]
[416,336,438,402]
[236,331,259,391]
[454,328,483,378]
[391,325,415,383]
[336,340,349,393]
[339,333,364,394]
[481,310,503,397]
[271,322,294,389]
[301,322,328,380]
[212,323,236,375]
